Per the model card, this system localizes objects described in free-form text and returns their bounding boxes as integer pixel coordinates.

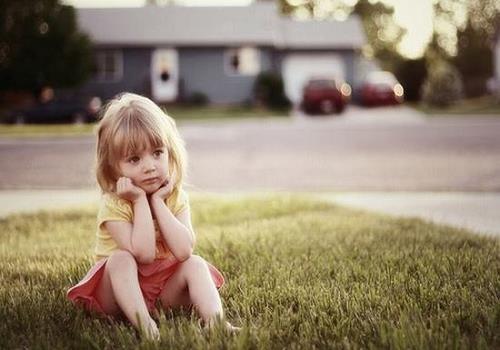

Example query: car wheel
[72,113,86,125]
[319,100,335,114]
[14,115,25,125]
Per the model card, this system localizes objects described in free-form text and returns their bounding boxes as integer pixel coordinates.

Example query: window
[94,50,123,82]
[225,47,260,76]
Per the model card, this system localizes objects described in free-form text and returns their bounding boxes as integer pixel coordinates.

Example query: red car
[301,78,351,115]
[360,71,404,106]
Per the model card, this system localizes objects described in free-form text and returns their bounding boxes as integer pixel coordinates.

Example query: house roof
[76,2,366,49]
[278,17,365,49]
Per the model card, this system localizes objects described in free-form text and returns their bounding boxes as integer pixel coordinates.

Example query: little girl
[67,92,238,338]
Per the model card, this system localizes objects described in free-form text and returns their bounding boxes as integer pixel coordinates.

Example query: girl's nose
[143,157,156,172]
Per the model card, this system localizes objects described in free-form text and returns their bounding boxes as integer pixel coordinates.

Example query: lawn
[0,123,96,137]
[410,95,500,116]
[164,104,290,121]
[0,194,498,349]
[0,105,290,138]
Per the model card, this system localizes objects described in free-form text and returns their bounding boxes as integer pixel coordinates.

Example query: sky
[63,0,435,59]
[383,0,434,59]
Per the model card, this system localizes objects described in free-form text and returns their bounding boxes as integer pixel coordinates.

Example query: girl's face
[117,143,170,194]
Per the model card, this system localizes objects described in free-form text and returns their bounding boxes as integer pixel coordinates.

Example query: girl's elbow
[135,251,155,264]
[139,256,155,264]
[175,247,193,262]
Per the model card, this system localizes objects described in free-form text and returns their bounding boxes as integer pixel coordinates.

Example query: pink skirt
[67,256,224,316]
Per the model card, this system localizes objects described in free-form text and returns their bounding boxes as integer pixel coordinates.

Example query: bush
[186,92,209,106]
[421,61,464,107]
[253,72,291,110]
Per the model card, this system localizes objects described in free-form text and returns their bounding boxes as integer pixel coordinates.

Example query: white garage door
[282,54,345,104]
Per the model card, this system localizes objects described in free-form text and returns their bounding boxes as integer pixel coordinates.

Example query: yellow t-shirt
[94,190,189,262]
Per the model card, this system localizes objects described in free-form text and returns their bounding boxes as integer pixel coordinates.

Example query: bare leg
[94,250,159,339]
[159,255,223,323]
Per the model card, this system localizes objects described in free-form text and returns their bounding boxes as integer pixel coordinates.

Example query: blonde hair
[95,92,187,206]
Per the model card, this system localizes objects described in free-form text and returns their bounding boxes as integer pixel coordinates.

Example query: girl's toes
[142,320,160,341]
[198,318,241,334]
[225,321,241,334]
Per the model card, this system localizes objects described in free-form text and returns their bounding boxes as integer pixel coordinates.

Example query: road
[1,106,499,192]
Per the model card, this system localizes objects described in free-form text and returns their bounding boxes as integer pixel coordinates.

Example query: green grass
[164,105,290,121]
[0,194,499,349]
[0,123,96,137]
[410,95,500,116]
[0,105,290,138]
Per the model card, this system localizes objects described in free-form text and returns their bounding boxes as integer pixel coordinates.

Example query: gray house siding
[78,46,275,105]
[76,46,358,105]
[178,47,273,105]
[343,50,357,86]
[78,47,151,100]
[260,48,276,72]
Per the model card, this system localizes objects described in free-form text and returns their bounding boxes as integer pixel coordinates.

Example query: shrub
[421,61,464,107]
[253,72,291,110]
[186,92,209,106]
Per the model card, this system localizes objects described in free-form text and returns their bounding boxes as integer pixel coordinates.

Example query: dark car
[4,91,102,124]
[301,77,351,115]
[359,71,404,106]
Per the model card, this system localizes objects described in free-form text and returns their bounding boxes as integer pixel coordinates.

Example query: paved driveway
[1,106,499,192]
[2,106,500,237]
[319,191,500,237]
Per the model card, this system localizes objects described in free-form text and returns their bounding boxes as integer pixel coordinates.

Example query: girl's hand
[116,177,146,203]
[152,171,176,201]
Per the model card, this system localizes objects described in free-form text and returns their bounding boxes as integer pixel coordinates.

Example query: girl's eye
[128,156,140,164]
[153,149,164,157]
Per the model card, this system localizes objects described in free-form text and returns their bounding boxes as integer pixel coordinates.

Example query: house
[492,25,500,98]
[75,2,367,105]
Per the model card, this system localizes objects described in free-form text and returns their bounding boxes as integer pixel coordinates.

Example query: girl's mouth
[142,177,159,185]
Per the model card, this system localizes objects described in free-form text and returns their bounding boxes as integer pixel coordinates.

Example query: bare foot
[224,321,241,333]
[141,319,160,341]
[199,318,241,334]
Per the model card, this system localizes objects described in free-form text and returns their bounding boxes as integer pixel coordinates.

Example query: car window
[366,72,397,85]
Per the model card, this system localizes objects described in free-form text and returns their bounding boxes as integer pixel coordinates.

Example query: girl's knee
[183,254,209,272]
[106,250,137,273]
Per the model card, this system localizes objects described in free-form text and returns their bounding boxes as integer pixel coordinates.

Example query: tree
[352,0,405,72]
[453,19,494,97]
[431,0,500,97]
[275,0,405,72]
[0,0,93,95]
[421,60,464,107]
[465,0,500,40]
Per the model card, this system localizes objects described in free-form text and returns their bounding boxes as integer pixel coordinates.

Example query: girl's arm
[104,177,156,264]
[150,193,195,262]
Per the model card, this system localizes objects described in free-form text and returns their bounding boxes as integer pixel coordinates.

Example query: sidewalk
[0,189,100,217]
[319,192,500,237]
[0,189,498,237]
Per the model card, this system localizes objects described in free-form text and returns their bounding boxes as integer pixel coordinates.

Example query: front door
[151,48,178,103]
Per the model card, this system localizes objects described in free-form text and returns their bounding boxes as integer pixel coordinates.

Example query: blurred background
[0,0,500,235]
[0,0,499,118]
